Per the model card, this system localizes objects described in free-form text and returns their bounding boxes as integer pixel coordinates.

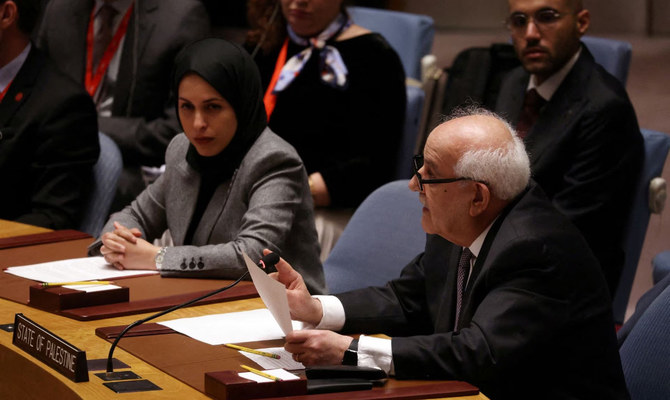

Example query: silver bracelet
[154,246,168,270]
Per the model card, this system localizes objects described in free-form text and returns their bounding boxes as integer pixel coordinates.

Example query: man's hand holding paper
[262,249,324,326]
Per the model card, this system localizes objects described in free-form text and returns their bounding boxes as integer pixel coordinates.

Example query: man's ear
[0,1,18,30]
[576,9,590,36]
[469,182,490,217]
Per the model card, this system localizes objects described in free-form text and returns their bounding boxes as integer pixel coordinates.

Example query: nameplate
[12,313,89,382]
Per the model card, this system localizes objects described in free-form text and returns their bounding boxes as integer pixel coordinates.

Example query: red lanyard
[85,3,134,97]
[0,79,13,103]
[263,38,289,119]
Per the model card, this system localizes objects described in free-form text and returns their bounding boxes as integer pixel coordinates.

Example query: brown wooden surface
[101,311,482,400]
[0,229,91,249]
[2,295,488,399]
[0,219,51,239]
[0,221,489,399]
[0,236,258,321]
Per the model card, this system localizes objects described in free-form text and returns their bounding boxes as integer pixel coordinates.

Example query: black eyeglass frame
[505,8,563,32]
[412,155,471,191]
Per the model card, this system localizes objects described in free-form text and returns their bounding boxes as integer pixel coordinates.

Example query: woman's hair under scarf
[172,38,268,181]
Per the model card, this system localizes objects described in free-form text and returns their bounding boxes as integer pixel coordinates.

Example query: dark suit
[36,0,210,208]
[495,46,643,295]
[337,183,629,400]
[0,46,99,229]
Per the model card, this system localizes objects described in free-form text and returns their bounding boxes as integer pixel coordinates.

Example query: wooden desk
[0,297,487,400]
[0,223,488,400]
[0,219,51,238]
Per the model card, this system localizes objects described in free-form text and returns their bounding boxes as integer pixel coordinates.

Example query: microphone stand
[105,253,279,375]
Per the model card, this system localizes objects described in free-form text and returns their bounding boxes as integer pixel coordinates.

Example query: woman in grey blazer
[89,38,326,294]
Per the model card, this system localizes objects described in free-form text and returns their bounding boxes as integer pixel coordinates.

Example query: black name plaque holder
[12,313,89,382]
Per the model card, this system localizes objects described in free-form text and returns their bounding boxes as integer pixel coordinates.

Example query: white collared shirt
[310,221,498,375]
[527,46,582,102]
[0,43,31,93]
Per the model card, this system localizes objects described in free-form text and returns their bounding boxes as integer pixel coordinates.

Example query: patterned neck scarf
[273,13,351,93]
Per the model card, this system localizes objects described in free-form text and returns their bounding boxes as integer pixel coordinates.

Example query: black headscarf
[172,38,268,181]
[172,38,267,244]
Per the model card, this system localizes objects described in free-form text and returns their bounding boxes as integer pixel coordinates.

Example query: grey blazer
[89,129,327,294]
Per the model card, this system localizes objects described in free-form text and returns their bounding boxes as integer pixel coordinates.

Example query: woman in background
[247,0,407,259]
[89,38,326,294]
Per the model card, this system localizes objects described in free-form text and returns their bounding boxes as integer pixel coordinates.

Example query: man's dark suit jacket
[495,45,643,295]
[337,183,629,400]
[36,0,210,207]
[0,46,99,229]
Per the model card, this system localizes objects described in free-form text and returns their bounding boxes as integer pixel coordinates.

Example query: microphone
[104,252,280,375]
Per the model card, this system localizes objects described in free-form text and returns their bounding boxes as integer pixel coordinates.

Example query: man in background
[36,0,210,210]
[0,0,99,229]
[495,0,643,294]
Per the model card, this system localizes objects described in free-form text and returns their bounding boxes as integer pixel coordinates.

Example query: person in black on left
[246,0,406,258]
[248,0,406,208]
[0,0,99,229]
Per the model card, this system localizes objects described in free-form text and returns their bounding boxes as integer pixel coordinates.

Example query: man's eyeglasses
[505,9,563,32]
[412,155,469,191]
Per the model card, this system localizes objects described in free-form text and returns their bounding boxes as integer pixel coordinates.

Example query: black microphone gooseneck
[105,252,280,374]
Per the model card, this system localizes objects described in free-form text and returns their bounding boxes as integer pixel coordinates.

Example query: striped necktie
[454,247,472,330]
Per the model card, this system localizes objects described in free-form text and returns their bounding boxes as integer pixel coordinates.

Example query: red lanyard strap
[262,38,289,119]
[85,3,134,97]
[0,79,13,103]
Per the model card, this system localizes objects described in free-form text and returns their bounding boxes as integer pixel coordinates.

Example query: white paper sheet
[237,347,304,370]
[158,309,303,345]
[239,368,300,383]
[243,252,293,335]
[4,257,158,283]
[62,284,123,292]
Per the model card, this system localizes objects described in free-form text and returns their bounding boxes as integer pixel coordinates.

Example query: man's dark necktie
[454,247,472,330]
[516,88,546,138]
[93,4,118,69]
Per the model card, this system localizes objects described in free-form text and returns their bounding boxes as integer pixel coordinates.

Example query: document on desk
[4,256,159,282]
[159,252,299,345]
[158,308,303,345]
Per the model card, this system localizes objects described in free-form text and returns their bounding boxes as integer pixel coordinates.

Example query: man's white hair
[447,106,531,200]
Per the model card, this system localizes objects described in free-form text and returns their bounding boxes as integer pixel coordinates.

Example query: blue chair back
[346,6,434,81]
[79,132,123,237]
[619,283,670,399]
[613,129,670,324]
[582,36,632,85]
[323,180,425,294]
[652,251,670,284]
[396,84,425,179]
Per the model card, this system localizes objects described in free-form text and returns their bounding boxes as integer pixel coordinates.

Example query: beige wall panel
[395,0,652,34]
[652,0,670,35]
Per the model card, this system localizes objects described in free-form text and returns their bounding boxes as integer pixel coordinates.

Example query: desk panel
[0,219,51,239]
[112,332,481,399]
[0,222,489,399]
[1,237,257,320]
[0,296,222,399]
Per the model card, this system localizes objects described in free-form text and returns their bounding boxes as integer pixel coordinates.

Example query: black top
[254,33,406,208]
